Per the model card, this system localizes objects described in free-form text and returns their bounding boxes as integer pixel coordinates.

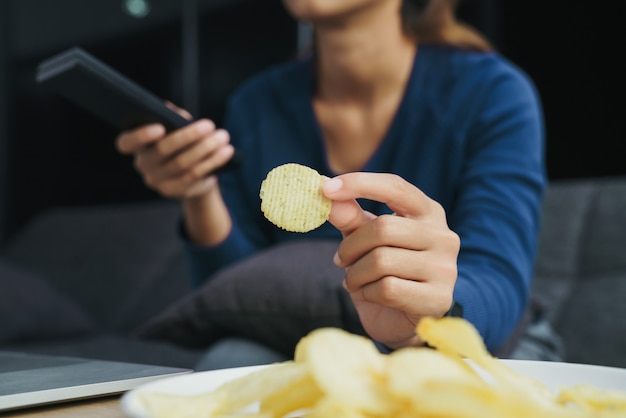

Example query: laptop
[0,351,191,412]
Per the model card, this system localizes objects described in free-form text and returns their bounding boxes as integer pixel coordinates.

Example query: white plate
[498,359,626,391]
[120,360,626,418]
[121,364,270,418]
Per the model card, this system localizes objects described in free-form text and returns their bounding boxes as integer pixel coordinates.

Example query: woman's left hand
[322,172,460,349]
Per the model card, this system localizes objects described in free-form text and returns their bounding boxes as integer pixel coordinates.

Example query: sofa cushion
[554,273,626,368]
[530,178,595,324]
[579,179,626,277]
[532,179,595,280]
[136,239,364,356]
[2,200,192,333]
[0,260,94,343]
[532,176,626,368]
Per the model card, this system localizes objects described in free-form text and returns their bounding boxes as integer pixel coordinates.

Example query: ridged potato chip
[259,163,331,233]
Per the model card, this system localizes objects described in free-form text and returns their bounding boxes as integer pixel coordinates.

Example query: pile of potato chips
[139,316,626,418]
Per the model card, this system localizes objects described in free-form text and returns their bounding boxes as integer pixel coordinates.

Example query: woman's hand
[322,172,460,349]
[116,115,235,200]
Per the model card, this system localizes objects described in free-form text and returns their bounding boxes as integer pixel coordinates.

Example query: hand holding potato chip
[321,172,461,350]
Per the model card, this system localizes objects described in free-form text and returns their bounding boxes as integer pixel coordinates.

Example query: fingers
[153,119,216,157]
[116,101,196,154]
[322,171,460,340]
[351,275,455,318]
[323,172,445,221]
[323,172,457,266]
[151,144,235,197]
[117,119,216,156]
[335,214,459,268]
[116,124,165,154]
[338,215,459,319]
[326,198,376,237]
[132,122,226,179]
[161,129,230,177]
[116,118,234,199]
[342,243,458,292]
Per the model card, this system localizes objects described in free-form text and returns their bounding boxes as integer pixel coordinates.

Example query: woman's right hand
[115,118,235,200]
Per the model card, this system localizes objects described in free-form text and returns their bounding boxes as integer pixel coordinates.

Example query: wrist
[382,333,425,351]
[445,300,463,318]
[182,187,231,246]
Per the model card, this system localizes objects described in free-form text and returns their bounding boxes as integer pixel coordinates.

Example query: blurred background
[0,0,620,246]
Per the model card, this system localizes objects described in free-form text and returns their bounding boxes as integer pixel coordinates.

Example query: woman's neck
[313,2,417,106]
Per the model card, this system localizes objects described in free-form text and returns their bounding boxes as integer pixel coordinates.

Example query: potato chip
[386,347,481,397]
[138,318,626,418]
[259,373,323,417]
[306,397,369,418]
[557,384,626,412]
[259,163,331,233]
[213,362,309,413]
[417,316,557,408]
[294,327,393,415]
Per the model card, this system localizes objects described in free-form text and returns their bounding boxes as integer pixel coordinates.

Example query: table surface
[2,396,126,418]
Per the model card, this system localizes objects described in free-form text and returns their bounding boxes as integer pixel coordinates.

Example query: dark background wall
[496,2,622,181]
[0,0,298,245]
[0,0,621,246]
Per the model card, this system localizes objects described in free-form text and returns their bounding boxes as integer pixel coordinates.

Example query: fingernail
[323,178,343,194]
[213,129,229,142]
[333,251,341,266]
[147,124,165,136]
[197,119,215,133]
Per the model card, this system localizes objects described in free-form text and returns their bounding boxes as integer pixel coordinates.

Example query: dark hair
[401,0,433,35]
[401,0,493,51]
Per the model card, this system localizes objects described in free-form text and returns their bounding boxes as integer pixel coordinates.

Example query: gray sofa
[531,176,626,368]
[1,176,625,369]
[0,202,203,369]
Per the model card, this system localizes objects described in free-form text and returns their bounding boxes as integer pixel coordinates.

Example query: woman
[117,0,547,364]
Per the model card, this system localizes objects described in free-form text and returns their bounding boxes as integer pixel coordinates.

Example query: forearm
[180,179,261,286]
[182,182,232,247]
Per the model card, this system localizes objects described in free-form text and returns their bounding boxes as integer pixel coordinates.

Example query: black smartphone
[36,46,240,174]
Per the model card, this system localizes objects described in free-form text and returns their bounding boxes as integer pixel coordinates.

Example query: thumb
[323,177,375,237]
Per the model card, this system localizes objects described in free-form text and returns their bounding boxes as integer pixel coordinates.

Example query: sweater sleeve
[180,97,270,286]
[449,65,546,352]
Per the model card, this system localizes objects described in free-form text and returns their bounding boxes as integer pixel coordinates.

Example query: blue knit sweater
[183,45,546,351]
